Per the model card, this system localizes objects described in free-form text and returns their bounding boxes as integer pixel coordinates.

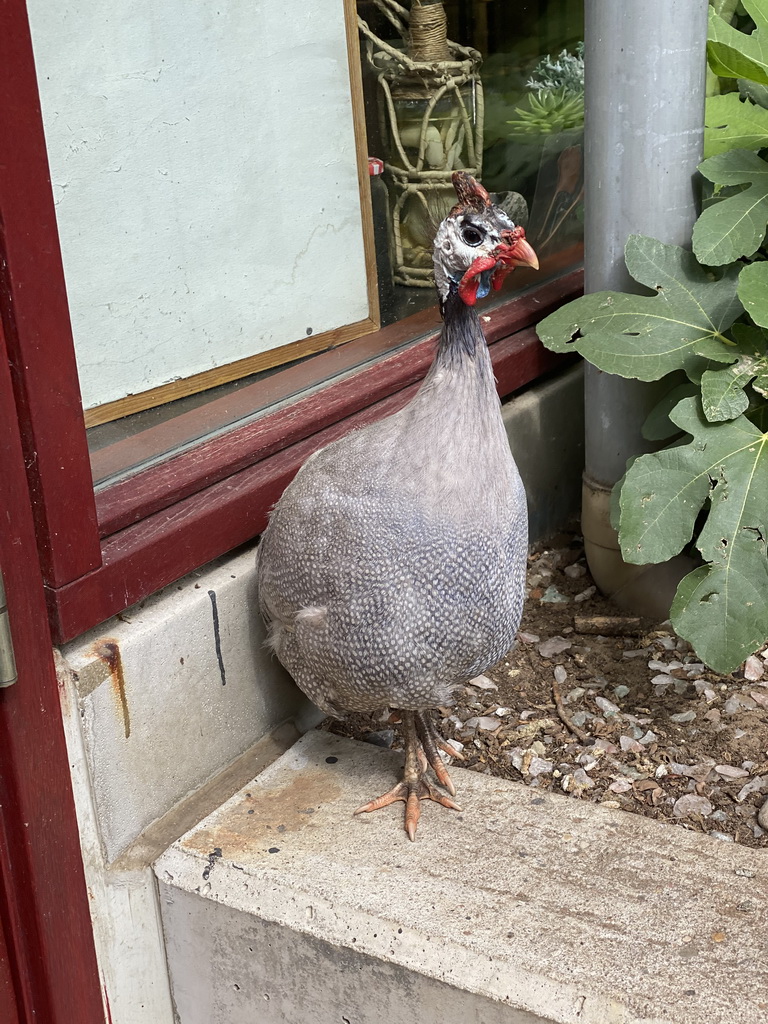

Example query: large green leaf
[737,260,768,328]
[671,562,768,673]
[704,93,768,157]
[731,323,768,396]
[619,397,768,672]
[707,0,768,86]
[692,150,768,265]
[700,364,753,419]
[700,319,768,419]
[642,381,698,440]
[536,236,742,380]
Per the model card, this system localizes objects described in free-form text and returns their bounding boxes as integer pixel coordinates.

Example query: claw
[354,779,461,840]
[415,711,459,796]
[438,736,465,762]
[405,791,420,841]
[353,711,462,840]
[354,781,409,816]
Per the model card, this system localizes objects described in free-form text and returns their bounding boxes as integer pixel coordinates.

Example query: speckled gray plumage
[257,289,528,717]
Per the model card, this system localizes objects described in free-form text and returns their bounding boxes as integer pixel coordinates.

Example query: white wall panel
[27,0,369,410]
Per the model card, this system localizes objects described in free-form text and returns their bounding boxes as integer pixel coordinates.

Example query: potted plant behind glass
[506,45,585,259]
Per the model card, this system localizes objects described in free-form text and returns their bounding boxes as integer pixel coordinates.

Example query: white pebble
[595,696,620,714]
[538,636,572,658]
[670,710,696,724]
[737,776,767,803]
[673,794,713,818]
[564,563,587,578]
[608,778,633,794]
[724,694,758,714]
[464,716,501,732]
[572,767,595,789]
[651,673,675,688]
[506,747,524,770]
[528,756,554,777]
[619,735,644,753]
[714,765,750,779]
[540,585,569,604]
[554,665,567,685]
[744,655,765,681]
[468,675,498,691]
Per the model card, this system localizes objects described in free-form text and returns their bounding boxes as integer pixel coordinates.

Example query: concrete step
[154,730,767,1024]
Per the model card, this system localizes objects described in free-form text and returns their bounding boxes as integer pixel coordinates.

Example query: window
[0,0,582,643]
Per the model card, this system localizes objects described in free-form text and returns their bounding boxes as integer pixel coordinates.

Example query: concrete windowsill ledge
[155,730,767,1024]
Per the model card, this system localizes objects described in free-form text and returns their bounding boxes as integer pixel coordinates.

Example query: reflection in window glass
[359,0,584,325]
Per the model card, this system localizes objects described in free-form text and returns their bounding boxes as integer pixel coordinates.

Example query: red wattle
[457,254,498,305]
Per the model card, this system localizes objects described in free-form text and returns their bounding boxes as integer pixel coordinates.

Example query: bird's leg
[414,711,461,796]
[353,710,461,841]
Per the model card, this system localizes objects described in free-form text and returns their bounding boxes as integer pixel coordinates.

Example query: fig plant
[537,0,768,673]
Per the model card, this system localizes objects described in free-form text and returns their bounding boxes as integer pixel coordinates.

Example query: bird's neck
[387,283,512,515]
[431,286,494,385]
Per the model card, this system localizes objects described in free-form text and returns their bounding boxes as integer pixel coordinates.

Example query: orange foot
[353,709,461,840]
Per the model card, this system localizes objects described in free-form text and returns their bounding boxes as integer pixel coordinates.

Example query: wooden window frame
[1,0,582,646]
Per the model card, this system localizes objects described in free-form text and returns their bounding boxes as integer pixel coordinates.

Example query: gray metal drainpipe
[581,0,710,618]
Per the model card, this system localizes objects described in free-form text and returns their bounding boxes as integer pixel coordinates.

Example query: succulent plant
[506,88,584,138]
[506,44,585,139]
[526,43,585,96]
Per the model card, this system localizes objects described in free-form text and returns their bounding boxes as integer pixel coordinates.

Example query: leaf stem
[714,332,737,346]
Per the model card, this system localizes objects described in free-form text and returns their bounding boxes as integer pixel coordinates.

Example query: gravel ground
[322,531,768,848]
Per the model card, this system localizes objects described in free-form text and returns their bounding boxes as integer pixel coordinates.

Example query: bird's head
[433,171,539,307]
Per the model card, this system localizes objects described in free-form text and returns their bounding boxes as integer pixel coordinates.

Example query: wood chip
[552,679,590,744]
[574,615,645,636]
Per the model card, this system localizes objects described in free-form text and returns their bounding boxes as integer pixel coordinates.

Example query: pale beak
[500,228,539,271]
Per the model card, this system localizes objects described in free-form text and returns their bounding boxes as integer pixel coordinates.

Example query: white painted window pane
[27,0,370,412]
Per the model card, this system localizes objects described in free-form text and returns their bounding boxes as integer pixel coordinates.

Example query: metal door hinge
[0,575,18,688]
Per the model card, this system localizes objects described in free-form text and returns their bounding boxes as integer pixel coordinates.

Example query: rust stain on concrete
[186,769,341,862]
[93,639,131,739]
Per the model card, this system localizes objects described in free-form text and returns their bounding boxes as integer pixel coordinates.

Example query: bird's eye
[461,224,484,246]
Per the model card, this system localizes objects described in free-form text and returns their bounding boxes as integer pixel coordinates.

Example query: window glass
[27,0,376,428]
[361,0,583,326]
[83,0,584,489]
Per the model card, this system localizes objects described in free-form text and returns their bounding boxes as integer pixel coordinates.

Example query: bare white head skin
[433,172,539,308]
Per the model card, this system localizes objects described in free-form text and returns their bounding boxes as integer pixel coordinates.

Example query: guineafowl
[257,171,538,839]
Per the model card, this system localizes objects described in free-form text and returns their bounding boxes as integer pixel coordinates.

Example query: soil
[321,530,768,849]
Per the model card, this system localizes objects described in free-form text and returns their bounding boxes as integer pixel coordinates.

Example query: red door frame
[0,319,104,1020]
[0,897,21,1024]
